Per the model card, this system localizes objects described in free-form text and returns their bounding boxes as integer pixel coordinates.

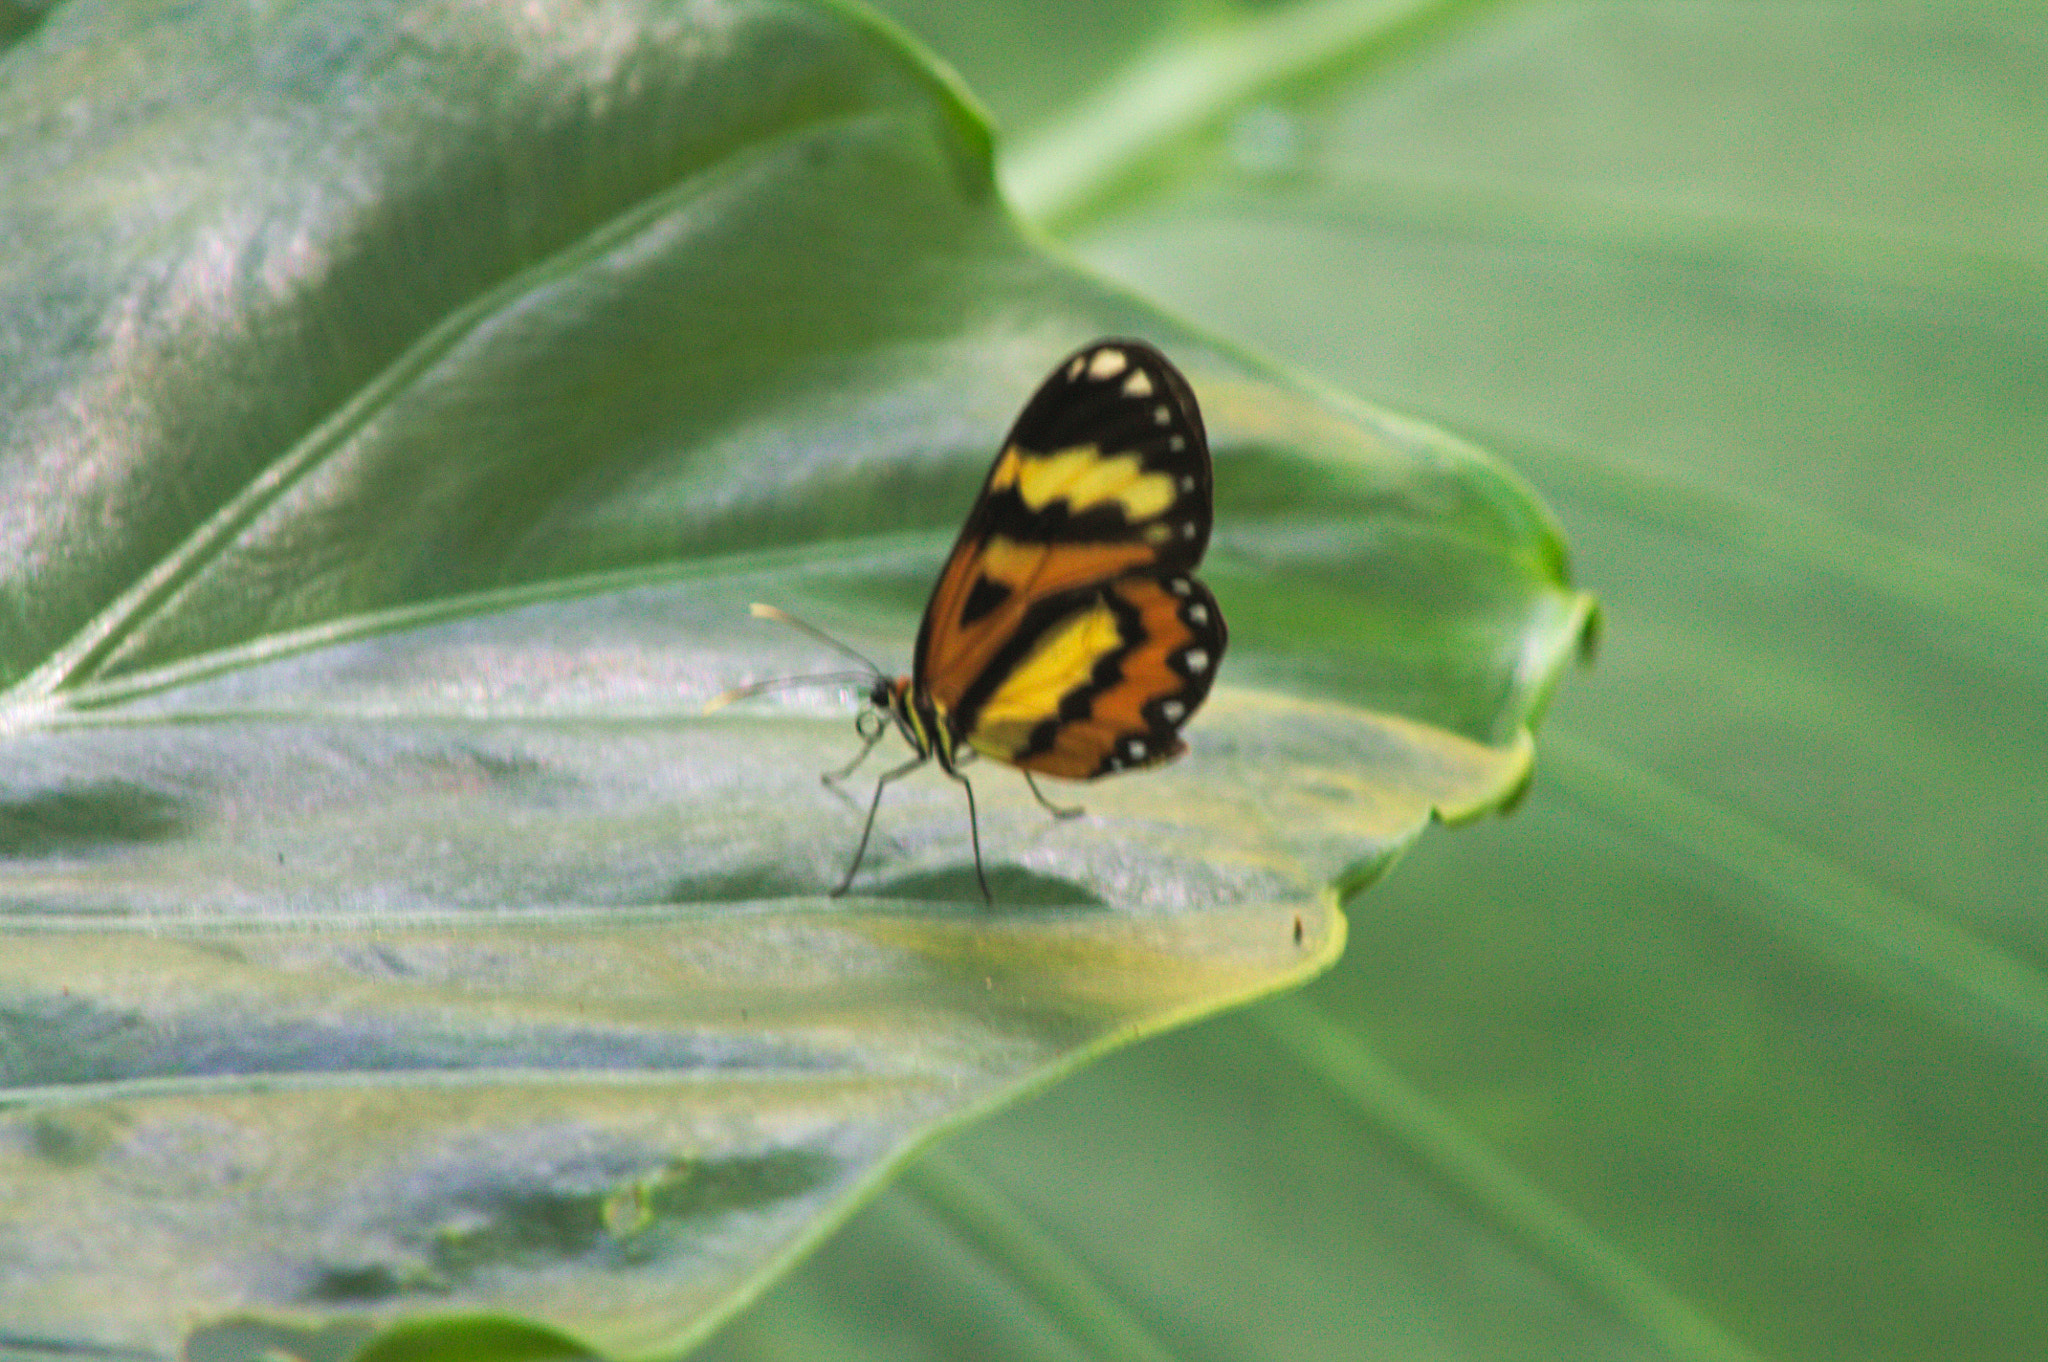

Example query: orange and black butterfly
[717,338,1226,900]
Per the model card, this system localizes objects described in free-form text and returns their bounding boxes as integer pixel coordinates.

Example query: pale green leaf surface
[0,0,1584,1356]
[703,2,2048,1361]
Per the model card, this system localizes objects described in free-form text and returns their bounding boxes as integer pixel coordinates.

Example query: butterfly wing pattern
[914,339,1226,780]
[726,338,1227,900]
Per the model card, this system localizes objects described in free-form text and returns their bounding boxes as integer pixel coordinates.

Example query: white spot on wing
[1179,475,1195,491]
[1184,649,1211,674]
[1187,603,1209,625]
[1161,699,1187,722]
[1067,355,1086,380]
[1121,369,1154,398]
[1152,404,1171,425]
[1088,348,1129,379]
[1168,577,1191,596]
[1168,435,1186,452]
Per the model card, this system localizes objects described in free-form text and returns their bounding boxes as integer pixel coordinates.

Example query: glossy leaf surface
[0,1,1584,1354]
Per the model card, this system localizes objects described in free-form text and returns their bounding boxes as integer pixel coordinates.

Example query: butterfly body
[724,339,1226,900]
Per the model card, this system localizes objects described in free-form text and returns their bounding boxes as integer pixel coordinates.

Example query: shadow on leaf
[0,781,190,856]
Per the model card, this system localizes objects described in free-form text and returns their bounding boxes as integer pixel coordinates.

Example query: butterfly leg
[943,765,993,905]
[1023,771,1084,821]
[832,752,928,898]
[823,708,889,787]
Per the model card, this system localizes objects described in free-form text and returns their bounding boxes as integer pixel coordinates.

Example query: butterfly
[713,339,1227,901]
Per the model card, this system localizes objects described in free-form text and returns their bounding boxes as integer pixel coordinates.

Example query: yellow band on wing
[989,445,1176,520]
[965,598,1121,759]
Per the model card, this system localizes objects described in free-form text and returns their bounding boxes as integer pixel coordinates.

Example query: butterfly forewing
[915,339,1225,781]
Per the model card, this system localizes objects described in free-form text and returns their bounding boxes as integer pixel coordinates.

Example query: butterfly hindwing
[959,569,1226,779]
[915,339,1224,781]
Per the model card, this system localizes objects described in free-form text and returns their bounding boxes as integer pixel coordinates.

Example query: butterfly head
[868,674,908,711]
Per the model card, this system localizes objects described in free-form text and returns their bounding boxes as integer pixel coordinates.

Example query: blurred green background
[699,3,2048,1360]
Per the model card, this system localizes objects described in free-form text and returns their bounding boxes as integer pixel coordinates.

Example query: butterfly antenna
[703,670,878,714]
[747,604,889,675]
[702,605,892,714]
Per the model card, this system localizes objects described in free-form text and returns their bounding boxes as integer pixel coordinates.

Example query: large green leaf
[0,0,1584,1355]
[699,2,2048,1360]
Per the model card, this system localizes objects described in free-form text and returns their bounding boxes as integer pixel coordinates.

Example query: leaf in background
[708,1,2048,1360]
[0,0,1585,1355]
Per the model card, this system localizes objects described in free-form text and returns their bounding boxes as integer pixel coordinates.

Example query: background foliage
[701,2,2048,1360]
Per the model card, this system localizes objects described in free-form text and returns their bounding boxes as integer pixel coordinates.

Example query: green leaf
[0,0,1583,1355]
[702,2,2048,1360]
